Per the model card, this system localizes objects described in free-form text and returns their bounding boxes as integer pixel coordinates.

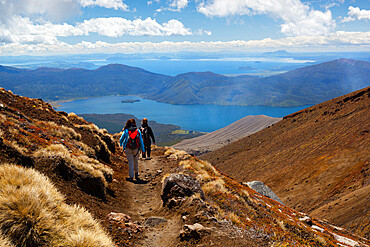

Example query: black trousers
[142,142,151,158]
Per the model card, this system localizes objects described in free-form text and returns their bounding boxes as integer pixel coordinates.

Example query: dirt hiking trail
[121,150,182,247]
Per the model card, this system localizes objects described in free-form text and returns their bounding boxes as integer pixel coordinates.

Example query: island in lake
[121,99,140,103]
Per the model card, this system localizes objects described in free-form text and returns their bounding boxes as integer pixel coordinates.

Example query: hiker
[119,119,145,181]
[140,118,156,160]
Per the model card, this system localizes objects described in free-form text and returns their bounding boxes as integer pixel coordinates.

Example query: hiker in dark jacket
[119,119,145,181]
[140,118,156,160]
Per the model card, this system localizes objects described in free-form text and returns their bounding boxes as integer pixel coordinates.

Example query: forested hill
[0,58,369,106]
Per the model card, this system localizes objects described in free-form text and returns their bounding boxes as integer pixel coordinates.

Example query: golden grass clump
[165,147,191,160]
[33,144,113,186]
[0,114,6,123]
[68,112,86,122]
[3,139,27,155]
[227,212,242,225]
[47,121,81,141]
[0,232,15,247]
[202,178,229,194]
[99,128,109,135]
[77,141,96,157]
[181,159,220,177]
[0,163,114,247]
[76,124,100,134]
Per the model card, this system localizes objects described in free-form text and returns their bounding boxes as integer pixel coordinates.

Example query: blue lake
[58,96,310,132]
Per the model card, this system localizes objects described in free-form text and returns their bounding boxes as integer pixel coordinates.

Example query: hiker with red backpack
[119,119,145,181]
[140,118,156,160]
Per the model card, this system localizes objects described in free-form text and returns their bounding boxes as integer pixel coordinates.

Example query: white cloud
[197,0,335,36]
[79,0,129,10]
[0,0,80,23]
[1,31,369,55]
[169,0,189,11]
[157,0,189,12]
[0,16,193,44]
[78,17,192,36]
[341,6,370,23]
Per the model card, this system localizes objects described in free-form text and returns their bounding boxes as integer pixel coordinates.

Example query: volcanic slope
[173,115,281,155]
[201,86,370,239]
[0,88,369,246]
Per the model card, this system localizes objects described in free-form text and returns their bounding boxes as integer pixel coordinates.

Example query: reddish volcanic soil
[201,87,370,238]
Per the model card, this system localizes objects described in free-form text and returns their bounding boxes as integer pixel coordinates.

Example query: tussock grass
[76,141,96,157]
[227,212,242,225]
[68,112,85,122]
[47,121,81,141]
[0,232,15,247]
[0,114,5,124]
[3,139,27,154]
[165,147,191,160]
[76,124,100,134]
[202,178,228,194]
[99,128,109,135]
[181,159,220,177]
[0,163,114,246]
[33,144,113,186]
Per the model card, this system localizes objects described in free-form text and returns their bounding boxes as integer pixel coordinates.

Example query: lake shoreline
[57,95,310,133]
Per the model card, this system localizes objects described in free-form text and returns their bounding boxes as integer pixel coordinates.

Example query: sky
[0,0,369,55]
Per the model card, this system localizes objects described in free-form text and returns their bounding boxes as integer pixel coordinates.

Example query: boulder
[245,181,284,205]
[107,212,142,233]
[180,223,210,240]
[145,216,167,227]
[161,174,205,207]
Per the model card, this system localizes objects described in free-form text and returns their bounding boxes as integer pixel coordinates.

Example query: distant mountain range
[0,58,369,107]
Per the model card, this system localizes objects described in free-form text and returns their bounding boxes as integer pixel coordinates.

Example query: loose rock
[161,173,205,207]
[180,223,210,240]
[145,216,167,227]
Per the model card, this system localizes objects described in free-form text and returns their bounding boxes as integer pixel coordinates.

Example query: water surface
[58,96,310,132]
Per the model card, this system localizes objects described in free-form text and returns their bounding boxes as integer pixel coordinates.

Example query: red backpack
[127,129,140,149]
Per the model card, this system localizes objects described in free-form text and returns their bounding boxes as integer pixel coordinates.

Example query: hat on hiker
[142,118,148,124]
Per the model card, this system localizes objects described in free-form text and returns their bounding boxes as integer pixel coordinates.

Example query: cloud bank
[342,6,370,23]
[1,31,369,55]
[0,17,193,44]
[79,0,129,10]
[197,0,335,36]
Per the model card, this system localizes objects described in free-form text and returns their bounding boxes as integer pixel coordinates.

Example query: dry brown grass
[47,121,81,141]
[68,112,86,122]
[33,144,113,186]
[0,233,15,247]
[76,124,100,134]
[3,139,27,155]
[165,147,191,160]
[0,163,114,246]
[76,141,96,157]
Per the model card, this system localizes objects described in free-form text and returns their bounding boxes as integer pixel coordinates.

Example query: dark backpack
[127,129,140,149]
[141,126,149,141]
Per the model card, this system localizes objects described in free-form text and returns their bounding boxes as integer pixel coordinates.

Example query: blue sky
[0,0,369,55]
